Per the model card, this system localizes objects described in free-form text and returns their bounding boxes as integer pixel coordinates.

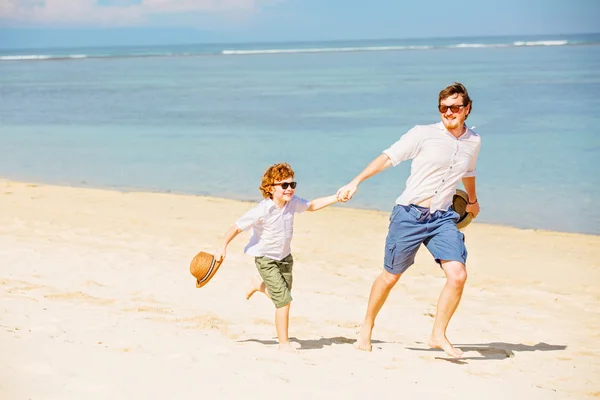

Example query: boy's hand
[214,248,226,263]
[336,182,358,202]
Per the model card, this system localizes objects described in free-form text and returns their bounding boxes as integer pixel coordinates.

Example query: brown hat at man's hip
[453,189,474,230]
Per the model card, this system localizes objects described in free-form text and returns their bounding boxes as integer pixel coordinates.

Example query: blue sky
[0,0,598,48]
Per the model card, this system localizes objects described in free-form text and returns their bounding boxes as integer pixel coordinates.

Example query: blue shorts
[384,204,467,275]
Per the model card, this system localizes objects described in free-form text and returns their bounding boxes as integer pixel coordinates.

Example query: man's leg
[355,204,423,351]
[428,260,467,358]
[355,270,402,351]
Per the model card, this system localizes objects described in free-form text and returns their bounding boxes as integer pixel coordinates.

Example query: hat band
[198,258,217,284]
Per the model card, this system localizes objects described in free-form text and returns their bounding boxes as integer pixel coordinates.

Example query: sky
[0,0,598,48]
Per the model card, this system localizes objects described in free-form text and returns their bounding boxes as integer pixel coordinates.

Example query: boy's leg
[272,255,294,350]
[254,256,295,349]
[246,275,270,300]
[248,256,291,300]
[275,303,295,352]
[250,256,293,302]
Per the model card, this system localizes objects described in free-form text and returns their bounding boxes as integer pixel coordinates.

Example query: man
[337,82,481,358]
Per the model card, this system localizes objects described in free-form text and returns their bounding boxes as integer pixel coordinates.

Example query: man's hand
[466,200,480,218]
[336,182,358,202]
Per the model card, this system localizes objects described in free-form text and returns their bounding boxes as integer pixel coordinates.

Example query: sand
[1,179,599,399]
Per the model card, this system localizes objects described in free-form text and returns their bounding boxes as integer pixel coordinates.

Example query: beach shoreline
[1,178,599,399]
[2,176,597,237]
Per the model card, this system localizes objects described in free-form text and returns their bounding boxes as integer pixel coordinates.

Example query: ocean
[1,34,599,234]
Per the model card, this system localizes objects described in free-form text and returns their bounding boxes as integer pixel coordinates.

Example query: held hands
[466,200,480,218]
[336,182,358,202]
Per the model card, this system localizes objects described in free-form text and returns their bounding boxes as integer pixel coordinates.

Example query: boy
[217,163,340,352]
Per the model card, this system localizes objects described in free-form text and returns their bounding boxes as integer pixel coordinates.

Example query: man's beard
[444,119,460,130]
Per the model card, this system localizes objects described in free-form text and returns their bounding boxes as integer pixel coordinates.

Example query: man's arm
[306,195,340,212]
[462,176,480,218]
[336,153,393,201]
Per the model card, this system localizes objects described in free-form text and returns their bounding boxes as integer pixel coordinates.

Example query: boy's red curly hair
[259,163,295,199]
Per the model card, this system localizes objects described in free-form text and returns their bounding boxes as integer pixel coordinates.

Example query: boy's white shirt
[235,195,310,261]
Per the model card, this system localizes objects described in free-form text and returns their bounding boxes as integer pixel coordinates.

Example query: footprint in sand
[177,314,230,332]
[143,313,230,335]
[325,320,360,329]
[252,318,272,326]
[45,291,116,306]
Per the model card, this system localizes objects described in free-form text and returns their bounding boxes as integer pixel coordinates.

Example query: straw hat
[190,251,223,288]
[453,189,474,230]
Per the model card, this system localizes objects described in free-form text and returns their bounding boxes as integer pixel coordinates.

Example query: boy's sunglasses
[438,104,465,113]
[272,182,297,189]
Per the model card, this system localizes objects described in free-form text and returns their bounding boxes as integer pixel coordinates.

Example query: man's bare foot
[428,334,463,358]
[354,322,374,352]
[278,342,298,353]
[245,276,263,300]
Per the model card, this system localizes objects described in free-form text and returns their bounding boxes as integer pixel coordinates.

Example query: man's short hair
[439,82,472,118]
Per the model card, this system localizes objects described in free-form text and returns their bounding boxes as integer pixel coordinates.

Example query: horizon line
[1,31,599,51]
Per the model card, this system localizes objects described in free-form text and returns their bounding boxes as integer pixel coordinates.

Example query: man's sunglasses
[272,182,297,189]
[438,104,465,113]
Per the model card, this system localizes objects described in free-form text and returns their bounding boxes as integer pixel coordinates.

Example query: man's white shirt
[383,122,481,212]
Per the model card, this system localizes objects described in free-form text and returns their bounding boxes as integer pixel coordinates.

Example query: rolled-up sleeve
[463,139,481,178]
[235,205,263,231]
[382,126,422,166]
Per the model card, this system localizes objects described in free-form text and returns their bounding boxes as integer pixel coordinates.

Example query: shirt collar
[265,197,289,213]
[436,121,471,139]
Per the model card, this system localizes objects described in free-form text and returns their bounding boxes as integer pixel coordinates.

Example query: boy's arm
[218,203,262,260]
[306,194,340,212]
[217,224,242,261]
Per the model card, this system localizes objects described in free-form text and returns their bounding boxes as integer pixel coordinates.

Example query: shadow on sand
[238,336,386,350]
[405,342,567,364]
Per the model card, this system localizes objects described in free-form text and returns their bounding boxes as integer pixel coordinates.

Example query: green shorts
[254,254,293,308]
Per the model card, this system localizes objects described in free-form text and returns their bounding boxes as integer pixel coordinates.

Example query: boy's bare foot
[354,322,374,352]
[245,276,263,300]
[278,342,298,353]
[428,334,463,358]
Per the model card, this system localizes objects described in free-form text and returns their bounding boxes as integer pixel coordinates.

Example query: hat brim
[190,251,224,288]
[456,212,473,230]
[453,189,474,231]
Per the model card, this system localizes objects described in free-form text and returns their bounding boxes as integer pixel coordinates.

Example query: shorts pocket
[384,242,397,266]
[407,206,422,220]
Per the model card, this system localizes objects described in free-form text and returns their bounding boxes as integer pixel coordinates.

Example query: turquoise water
[1,34,599,234]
